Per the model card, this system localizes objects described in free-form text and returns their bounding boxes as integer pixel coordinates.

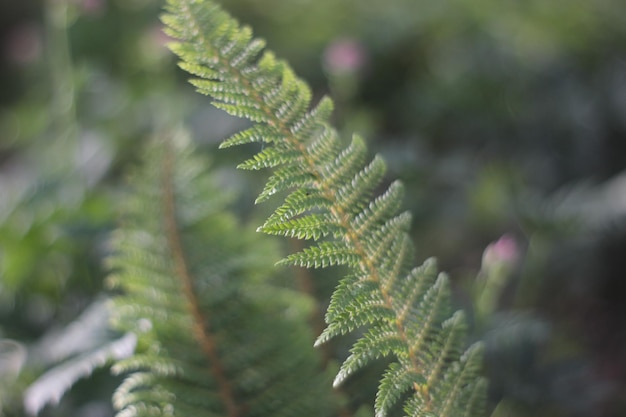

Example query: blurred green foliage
[0,0,625,416]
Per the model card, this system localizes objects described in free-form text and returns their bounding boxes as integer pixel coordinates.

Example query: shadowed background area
[0,0,625,416]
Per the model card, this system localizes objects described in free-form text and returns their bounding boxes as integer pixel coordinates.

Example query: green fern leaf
[163,1,489,416]
[318,135,368,185]
[376,363,425,417]
[259,213,344,240]
[237,145,301,170]
[256,169,315,203]
[220,125,284,148]
[333,155,387,212]
[278,241,359,268]
[334,326,406,386]
[108,131,337,417]
[351,181,405,236]
[263,189,332,226]
[314,277,391,345]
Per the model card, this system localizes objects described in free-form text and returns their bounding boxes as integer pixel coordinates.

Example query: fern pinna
[107,132,337,417]
[163,0,488,416]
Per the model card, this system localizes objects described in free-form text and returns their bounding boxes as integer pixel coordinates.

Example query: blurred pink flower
[148,24,172,49]
[80,0,106,16]
[323,38,366,74]
[4,23,42,65]
[136,24,174,67]
[482,234,520,268]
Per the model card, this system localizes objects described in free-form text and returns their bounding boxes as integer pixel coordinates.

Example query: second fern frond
[107,132,337,417]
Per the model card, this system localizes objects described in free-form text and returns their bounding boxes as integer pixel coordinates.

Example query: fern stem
[160,138,241,417]
[326,186,428,401]
[232,56,430,410]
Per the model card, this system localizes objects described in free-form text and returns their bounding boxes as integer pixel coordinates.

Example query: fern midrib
[268,97,432,405]
[178,0,429,405]
[160,139,241,417]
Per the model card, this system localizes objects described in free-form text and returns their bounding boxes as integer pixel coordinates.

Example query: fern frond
[107,131,336,417]
[163,1,488,416]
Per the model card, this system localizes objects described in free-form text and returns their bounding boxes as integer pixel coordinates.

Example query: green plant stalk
[45,0,78,157]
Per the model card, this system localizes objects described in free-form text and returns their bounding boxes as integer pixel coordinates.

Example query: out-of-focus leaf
[29,298,111,366]
[23,332,136,416]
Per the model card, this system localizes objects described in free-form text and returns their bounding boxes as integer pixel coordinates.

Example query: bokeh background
[1,0,626,416]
